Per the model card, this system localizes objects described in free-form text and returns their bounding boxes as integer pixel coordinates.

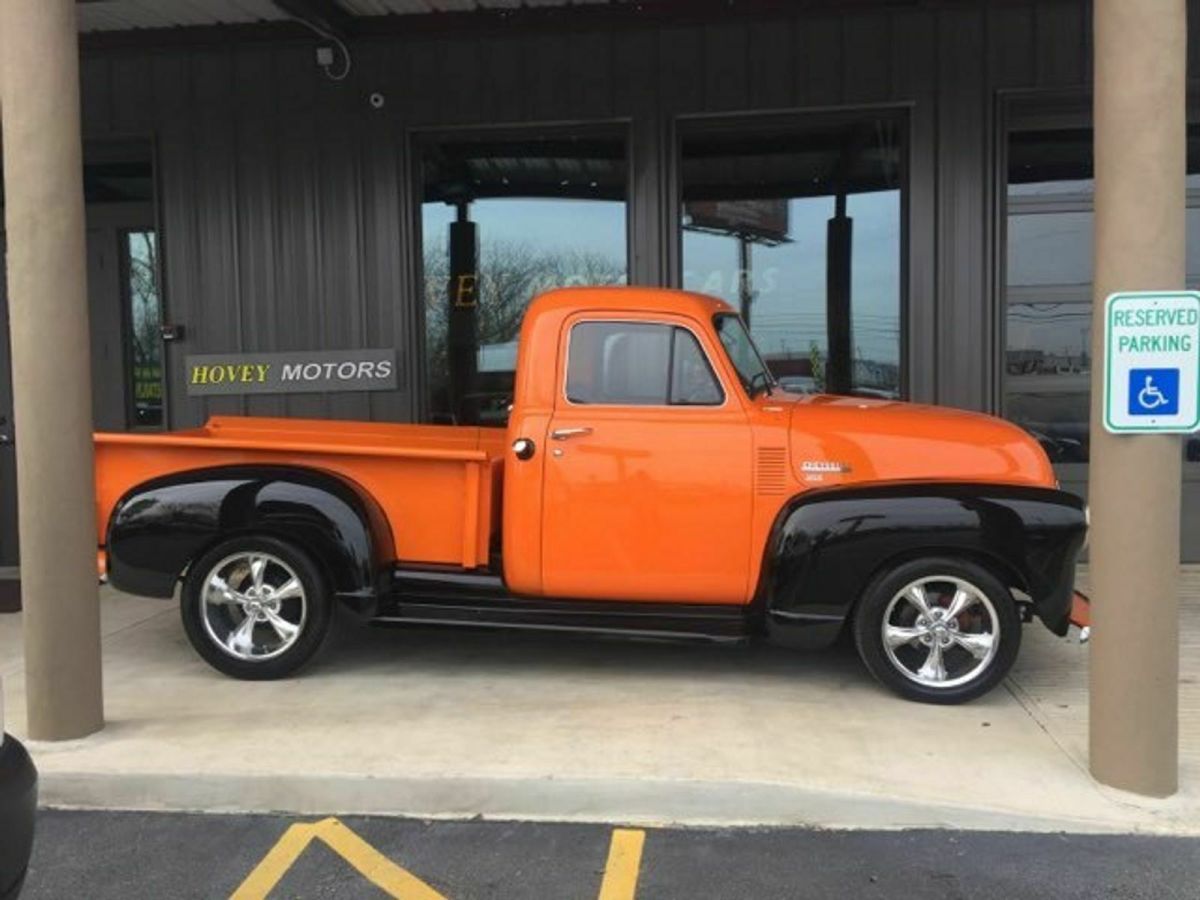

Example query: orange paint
[1070,590,1091,629]
[95,417,504,569]
[504,288,1056,603]
[96,286,1058,605]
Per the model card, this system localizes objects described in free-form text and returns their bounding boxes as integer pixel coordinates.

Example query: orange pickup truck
[95,287,1088,703]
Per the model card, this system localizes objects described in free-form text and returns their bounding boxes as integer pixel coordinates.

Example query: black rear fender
[758,482,1088,646]
[104,465,394,613]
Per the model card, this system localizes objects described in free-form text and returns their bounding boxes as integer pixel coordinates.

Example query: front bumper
[0,734,37,900]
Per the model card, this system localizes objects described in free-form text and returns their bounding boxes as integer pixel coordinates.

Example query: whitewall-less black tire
[180,535,332,680]
[853,557,1021,704]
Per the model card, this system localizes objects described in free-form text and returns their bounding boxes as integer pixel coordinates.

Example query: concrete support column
[1088,0,1184,797]
[0,0,104,739]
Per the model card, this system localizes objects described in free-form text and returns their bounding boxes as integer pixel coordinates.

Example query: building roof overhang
[76,0,930,50]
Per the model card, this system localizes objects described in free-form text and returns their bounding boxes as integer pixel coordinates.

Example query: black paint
[383,566,749,642]
[759,482,1088,647]
[105,465,393,610]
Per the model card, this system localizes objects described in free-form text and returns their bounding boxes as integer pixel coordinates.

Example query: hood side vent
[756,447,787,495]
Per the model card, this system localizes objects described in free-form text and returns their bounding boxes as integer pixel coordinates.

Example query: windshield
[713,314,775,397]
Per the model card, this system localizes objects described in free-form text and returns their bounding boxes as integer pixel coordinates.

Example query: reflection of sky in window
[422,197,628,375]
[1008,178,1094,197]
[1005,181,1200,357]
[1009,205,1200,289]
[682,190,901,365]
[1004,128,1200,459]
[422,198,627,267]
[1007,303,1091,357]
[1007,212,1093,288]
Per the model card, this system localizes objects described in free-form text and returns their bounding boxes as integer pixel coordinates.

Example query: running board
[378,567,752,644]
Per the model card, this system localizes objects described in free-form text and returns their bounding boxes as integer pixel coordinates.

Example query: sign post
[1103,291,1200,435]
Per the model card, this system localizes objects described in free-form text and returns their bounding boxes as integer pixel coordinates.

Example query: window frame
[670,105,912,401]
[561,316,729,410]
[996,89,1200,480]
[409,120,635,425]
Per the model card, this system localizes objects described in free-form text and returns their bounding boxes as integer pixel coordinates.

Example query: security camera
[369,92,385,109]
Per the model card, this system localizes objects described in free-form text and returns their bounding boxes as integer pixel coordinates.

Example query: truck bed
[95,416,507,568]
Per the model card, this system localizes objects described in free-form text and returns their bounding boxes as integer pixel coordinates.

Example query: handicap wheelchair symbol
[1129,368,1181,416]
[1139,377,1169,409]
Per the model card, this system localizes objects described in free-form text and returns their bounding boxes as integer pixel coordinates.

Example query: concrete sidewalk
[1,569,1197,834]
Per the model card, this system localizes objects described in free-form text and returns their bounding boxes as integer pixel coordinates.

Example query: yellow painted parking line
[230,821,317,900]
[229,816,447,900]
[597,828,646,900]
[231,817,644,900]
[316,818,447,900]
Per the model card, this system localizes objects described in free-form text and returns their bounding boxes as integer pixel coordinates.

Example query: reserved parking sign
[1104,291,1200,433]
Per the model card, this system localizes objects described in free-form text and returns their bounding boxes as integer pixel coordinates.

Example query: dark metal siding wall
[75,0,1109,430]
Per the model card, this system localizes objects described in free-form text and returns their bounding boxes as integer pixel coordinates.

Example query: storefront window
[420,132,628,425]
[1002,125,1200,462]
[680,114,905,398]
[123,230,163,428]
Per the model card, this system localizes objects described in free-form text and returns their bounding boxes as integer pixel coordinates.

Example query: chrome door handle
[550,426,593,441]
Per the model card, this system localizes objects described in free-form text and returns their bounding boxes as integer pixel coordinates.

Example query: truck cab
[95,286,1088,703]
[505,288,1065,597]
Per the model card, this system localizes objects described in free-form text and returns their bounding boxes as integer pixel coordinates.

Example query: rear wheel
[181,535,331,680]
[853,557,1021,704]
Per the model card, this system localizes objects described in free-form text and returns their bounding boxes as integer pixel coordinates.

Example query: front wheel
[853,557,1021,704]
[181,535,332,680]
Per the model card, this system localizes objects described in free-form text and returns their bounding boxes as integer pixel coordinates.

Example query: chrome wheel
[880,575,1000,690]
[200,551,308,661]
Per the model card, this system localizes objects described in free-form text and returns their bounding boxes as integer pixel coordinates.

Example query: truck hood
[785,394,1057,488]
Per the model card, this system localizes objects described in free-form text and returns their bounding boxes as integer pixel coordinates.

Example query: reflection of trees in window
[419,132,630,425]
[125,231,163,427]
[423,239,625,423]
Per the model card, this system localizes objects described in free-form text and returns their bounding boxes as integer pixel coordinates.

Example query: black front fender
[105,465,394,611]
[759,482,1087,646]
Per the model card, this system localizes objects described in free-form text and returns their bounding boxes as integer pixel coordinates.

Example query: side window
[566,321,723,406]
[670,328,724,405]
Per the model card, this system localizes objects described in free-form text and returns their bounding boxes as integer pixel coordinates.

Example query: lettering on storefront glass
[454,274,479,308]
[185,349,397,396]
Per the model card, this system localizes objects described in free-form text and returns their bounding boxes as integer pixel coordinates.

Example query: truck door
[540,314,753,604]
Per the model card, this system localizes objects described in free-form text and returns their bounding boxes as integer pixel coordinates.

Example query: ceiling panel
[77,0,289,32]
[333,0,613,16]
[77,0,630,33]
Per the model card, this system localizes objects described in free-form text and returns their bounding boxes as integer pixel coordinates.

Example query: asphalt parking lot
[18,810,1200,899]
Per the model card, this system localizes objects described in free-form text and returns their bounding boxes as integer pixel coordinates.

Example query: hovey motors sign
[185,349,396,396]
